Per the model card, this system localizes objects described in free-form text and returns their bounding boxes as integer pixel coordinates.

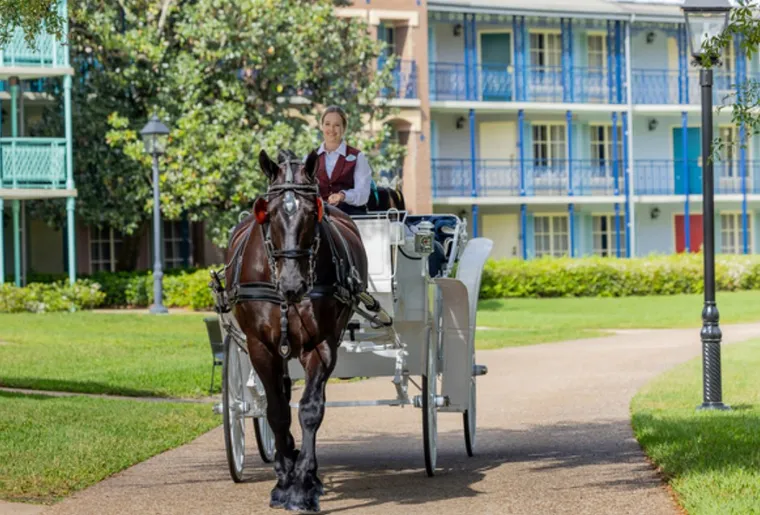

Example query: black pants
[335,202,368,216]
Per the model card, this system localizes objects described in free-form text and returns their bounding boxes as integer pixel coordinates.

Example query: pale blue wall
[631,28,673,70]
[635,203,676,256]
[433,22,464,63]
[434,113,475,158]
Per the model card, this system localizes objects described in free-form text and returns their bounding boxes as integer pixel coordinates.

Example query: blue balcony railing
[429,62,622,103]
[635,160,760,195]
[432,158,625,197]
[387,59,418,99]
[0,138,68,189]
[631,69,739,105]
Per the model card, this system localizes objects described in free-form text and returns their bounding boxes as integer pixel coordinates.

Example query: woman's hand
[327,192,345,205]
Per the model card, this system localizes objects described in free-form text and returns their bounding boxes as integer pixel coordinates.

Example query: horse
[367,176,405,212]
[223,149,369,513]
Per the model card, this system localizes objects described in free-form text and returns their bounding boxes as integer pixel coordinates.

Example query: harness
[210,158,388,365]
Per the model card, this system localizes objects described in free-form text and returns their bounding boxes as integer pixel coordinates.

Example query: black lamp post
[140,114,170,315]
[681,0,732,411]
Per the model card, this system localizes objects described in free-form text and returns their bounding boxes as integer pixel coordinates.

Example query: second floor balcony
[430,63,624,104]
[632,69,747,106]
[432,158,760,198]
[0,17,68,71]
[0,138,68,190]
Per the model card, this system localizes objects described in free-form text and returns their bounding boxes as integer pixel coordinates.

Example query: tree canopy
[0,0,64,45]
[30,0,405,265]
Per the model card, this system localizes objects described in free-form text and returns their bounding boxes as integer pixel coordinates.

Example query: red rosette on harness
[253,196,268,224]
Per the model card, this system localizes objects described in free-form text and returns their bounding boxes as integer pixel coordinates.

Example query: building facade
[5,0,758,284]
[426,0,757,260]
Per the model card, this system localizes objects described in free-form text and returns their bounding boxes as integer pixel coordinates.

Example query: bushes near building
[5,253,760,312]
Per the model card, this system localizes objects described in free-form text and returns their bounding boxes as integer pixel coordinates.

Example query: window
[380,24,396,61]
[90,227,123,273]
[163,221,185,269]
[590,124,624,178]
[534,215,569,257]
[530,32,562,68]
[593,215,627,257]
[533,124,566,168]
[718,126,739,178]
[587,35,607,70]
[720,213,751,254]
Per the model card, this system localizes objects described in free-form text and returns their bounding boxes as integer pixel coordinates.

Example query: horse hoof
[270,486,289,509]
[285,489,320,514]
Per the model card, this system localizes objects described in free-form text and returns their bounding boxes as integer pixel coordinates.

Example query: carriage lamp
[414,221,435,255]
[140,114,171,314]
[681,0,732,411]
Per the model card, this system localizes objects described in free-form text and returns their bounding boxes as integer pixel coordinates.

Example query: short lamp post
[681,0,732,411]
[140,114,170,315]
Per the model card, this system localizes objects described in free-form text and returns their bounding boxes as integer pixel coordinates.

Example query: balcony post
[10,76,18,138]
[469,15,478,101]
[682,111,690,252]
[562,19,572,103]
[519,109,526,196]
[612,112,621,257]
[468,108,478,237]
[607,21,614,104]
[567,110,573,196]
[12,199,19,286]
[521,204,527,260]
[463,14,471,100]
[513,16,523,101]
[623,111,631,257]
[678,25,688,104]
[64,75,76,284]
[736,35,749,253]
[615,21,623,104]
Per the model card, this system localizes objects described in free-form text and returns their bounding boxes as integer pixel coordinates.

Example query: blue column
[736,35,749,254]
[622,111,631,257]
[519,109,526,195]
[678,25,688,104]
[469,107,477,236]
[607,21,614,104]
[615,21,623,104]
[463,14,471,100]
[521,204,527,259]
[562,19,573,103]
[469,108,477,197]
[513,16,523,101]
[682,111,690,252]
[569,204,576,257]
[567,110,573,196]
[64,74,76,284]
[470,15,478,100]
[520,17,528,101]
[612,112,621,256]
[0,198,4,284]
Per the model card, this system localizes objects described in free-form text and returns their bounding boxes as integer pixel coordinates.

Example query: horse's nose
[282,282,307,304]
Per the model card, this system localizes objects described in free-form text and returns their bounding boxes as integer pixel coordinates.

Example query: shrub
[479,253,760,299]
[0,280,107,313]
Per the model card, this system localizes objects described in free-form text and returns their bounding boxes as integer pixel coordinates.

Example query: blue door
[480,32,512,101]
[673,128,702,194]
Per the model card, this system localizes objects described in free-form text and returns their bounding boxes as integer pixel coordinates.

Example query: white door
[479,121,517,193]
[479,121,517,160]
[482,213,519,259]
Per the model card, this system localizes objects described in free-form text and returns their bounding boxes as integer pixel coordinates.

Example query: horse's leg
[250,338,298,509]
[285,340,336,513]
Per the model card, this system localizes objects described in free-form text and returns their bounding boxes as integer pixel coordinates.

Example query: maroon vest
[316,145,361,200]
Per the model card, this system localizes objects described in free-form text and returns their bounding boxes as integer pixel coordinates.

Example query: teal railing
[0,138,67,189]
[0,16,68,68]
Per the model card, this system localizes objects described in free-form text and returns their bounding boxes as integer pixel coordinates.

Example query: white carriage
[212,211,493,480]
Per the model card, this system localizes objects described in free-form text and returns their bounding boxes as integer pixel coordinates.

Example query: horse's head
[254,148,323,303]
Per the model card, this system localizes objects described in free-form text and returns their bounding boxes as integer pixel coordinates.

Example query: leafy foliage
[0,280,106,313]
[0,0,64,45]
[30,0,405,253]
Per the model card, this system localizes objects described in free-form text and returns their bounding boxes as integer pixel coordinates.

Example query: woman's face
[321,112,345,146]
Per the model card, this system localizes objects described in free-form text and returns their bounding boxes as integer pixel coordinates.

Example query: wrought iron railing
[631,69,739,105]
[0,138,67,189]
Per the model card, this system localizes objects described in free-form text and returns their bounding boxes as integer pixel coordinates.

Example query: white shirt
[316,140,372,206]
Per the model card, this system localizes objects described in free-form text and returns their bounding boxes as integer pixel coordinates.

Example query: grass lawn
[474,290,760,349]
[631,340,760,515]
[0,391,219,504]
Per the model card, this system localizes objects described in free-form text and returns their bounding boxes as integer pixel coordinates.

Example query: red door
[675,214,703,253]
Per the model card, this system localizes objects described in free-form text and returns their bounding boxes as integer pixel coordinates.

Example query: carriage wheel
[422,325,438,477]
[463,374,476,457]
[222,335,247,482]
[253,416,276,463]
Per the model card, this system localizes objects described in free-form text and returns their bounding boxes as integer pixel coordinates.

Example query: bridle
[255,158,323,300]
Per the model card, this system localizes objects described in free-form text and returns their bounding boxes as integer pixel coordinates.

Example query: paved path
[13,323,760,515]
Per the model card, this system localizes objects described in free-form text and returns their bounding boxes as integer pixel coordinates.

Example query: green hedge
[480,254,760,299]
[0,280,107,313]
[8,253,760,312]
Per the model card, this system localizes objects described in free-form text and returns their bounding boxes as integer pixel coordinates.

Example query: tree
[30,0,405,267]
[0,0,64,45]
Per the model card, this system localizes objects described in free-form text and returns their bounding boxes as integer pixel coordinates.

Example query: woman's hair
[320,105,348,129]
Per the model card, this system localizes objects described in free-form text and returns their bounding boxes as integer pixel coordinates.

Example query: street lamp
[140,114,170,314]
[681,0,732,411]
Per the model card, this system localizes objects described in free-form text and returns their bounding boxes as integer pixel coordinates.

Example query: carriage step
[473,364,488,376]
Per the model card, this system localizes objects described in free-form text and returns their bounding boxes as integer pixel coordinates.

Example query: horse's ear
[258,149,278,182]
[303,150,319,180]
[253,196,269,224]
